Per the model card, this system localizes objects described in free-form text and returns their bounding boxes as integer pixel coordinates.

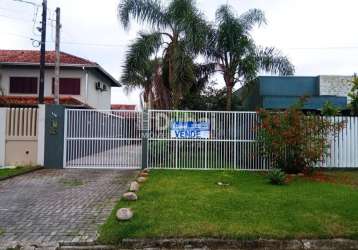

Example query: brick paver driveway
[0,169,137,248]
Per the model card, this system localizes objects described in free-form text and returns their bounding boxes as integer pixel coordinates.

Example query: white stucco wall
[0,66,112,109]
[319,75,353,103]
[0,108,6,166]
[85,69,112,110]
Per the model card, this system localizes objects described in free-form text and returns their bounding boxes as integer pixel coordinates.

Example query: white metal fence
[63,109,143,169]
[147,110,269,170]
[63,109,358,170]
[322,116,358,168]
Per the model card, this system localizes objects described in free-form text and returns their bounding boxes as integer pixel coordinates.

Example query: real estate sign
[170,121,210,139]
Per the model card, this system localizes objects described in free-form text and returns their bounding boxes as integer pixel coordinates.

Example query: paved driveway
[0,169,137,248]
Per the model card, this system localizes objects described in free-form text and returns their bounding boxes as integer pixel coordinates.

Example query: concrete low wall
[5,138,37,166]
[0,109,6,166]
[37,105,45,166]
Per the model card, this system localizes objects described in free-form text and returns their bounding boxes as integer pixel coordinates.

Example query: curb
[0,166,43,181]
[57,238,358,250]
[121,238,358,250]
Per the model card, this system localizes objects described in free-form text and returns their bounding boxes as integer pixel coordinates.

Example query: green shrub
[258,99,345,174]
[348,74,358,115]
[321,101,340,116]
[268,169,286,185]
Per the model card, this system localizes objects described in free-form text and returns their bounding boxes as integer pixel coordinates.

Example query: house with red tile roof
[0,50,120,109]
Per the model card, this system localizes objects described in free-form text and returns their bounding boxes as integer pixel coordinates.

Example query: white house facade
[0,50,120,109]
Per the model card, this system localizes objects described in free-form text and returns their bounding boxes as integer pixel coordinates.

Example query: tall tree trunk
[224,69,234,111]
[226,85,233,111]
[143,85,150,109]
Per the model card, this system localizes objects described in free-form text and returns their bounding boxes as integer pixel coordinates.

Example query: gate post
[141,109,149,169]
[43,104,65,169]
[0,108,6,167]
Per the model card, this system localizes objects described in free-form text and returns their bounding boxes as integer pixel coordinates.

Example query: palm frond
[194,62,217,90]
[121,32,163,89]
[256,47,295,76]
[215,5,236,25]
[239,9,266,31]
[167,0,210,53]
[118,0,169,29]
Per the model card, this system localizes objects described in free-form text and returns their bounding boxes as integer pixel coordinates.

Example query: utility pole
[38,0,47,104]
[54,7,61,104]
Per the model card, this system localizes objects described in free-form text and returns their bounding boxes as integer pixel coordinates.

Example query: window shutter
[9,77,38,94]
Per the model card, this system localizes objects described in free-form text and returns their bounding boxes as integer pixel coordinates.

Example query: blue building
[236,76,350,110]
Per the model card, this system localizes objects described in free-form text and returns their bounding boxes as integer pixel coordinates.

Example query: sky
[1,0,358,106]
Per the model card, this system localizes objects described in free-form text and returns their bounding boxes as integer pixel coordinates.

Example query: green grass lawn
[0,166,41,180]
[99,170,358,244]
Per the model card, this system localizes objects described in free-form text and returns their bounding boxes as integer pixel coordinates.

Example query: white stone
[122,192,138,201]
[116,208,133,221]
[139,172,149,177]
[137,177,147,183]
[129,181,139,192]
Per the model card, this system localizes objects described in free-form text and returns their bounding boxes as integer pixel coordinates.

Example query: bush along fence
[257,106,349,173]
[1,105,357,170]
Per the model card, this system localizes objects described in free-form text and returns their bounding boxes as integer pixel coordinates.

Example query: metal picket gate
[63,109,143,169]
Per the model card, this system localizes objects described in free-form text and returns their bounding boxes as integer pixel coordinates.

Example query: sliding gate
[63,109,143,169]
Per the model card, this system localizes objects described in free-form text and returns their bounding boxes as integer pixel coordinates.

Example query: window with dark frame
[52,78,81,95]
[9,77,38,94]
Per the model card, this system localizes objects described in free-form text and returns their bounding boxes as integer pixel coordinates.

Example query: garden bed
[99,170,358,245]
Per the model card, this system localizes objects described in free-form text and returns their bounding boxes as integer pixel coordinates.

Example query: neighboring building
[236,75,353,110]
[0,50,120,109]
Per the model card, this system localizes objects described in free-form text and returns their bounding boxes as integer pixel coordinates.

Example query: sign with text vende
[170,121,210,139]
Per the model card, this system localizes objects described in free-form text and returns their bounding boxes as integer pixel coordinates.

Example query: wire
[284,46,358,51]
[1,31,128,47]
[60,41,127,48]
[2,30,357,51]
[12,0,40,7]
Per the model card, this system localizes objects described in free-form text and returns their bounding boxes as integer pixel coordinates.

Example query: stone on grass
[137,177,147,183]
[116,208,133,221]
[122,192,138,201]
[142,168,150,173]
[129,181,139,192]
[139,172,149,177]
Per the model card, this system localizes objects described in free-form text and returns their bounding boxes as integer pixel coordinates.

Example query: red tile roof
[111,104,136,110]
[0,96,86,107]
[0,50,95,65]
[0,50,120,87]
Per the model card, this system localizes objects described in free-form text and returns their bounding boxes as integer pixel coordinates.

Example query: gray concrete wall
[319,75,353,102]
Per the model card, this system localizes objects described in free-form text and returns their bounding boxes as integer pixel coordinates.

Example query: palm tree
[118,0,210,108]
[207,5,295,110]
[120,36,171,109]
